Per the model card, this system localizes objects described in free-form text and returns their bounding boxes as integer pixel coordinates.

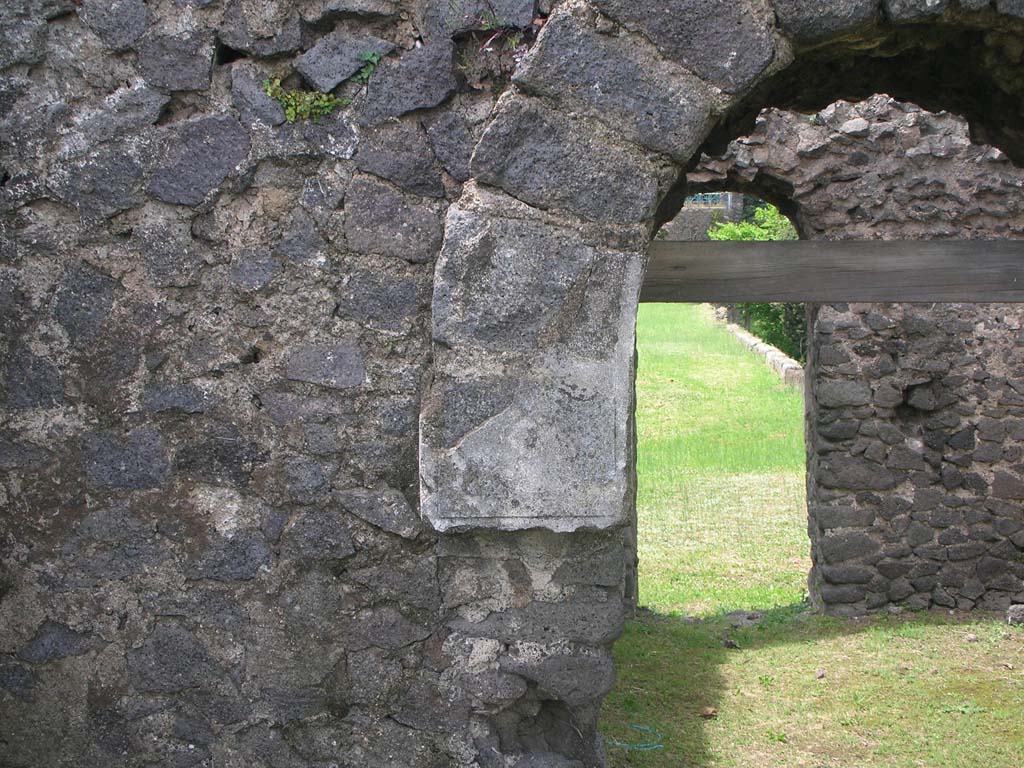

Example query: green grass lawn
[600,303,1024,768]
[633,303,807,616]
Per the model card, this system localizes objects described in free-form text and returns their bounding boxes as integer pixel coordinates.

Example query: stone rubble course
[3,0,1024,766]
[690,95,1024,616]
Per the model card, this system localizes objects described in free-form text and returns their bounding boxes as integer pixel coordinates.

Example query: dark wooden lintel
[641,241,1024,303]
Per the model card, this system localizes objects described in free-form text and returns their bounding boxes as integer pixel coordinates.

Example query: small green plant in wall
[352,51,383,85]
[262,77,350,123]
[262,47,384,122]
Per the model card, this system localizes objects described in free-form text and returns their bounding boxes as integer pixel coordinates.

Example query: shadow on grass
[600,602,1012,767]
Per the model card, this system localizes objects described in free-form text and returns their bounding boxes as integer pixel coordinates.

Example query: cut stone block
[420,198,644,532]
[513,1,716,161]
[589,0,775,93]
[471,93,676,225]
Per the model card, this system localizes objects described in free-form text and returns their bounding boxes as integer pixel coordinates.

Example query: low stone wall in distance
[712,307,805,390]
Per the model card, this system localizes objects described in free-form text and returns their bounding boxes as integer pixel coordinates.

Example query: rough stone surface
[4,346,63,409]
[49,142,150,221]
[148,115,251,206]
[301,0,400,20]
[83,426,170,490]
[355,119,445,197]
[344,175,444,261]
[513,2,716,162]
[126,622,221,693]
[337,486,423,538]
[284,341,366,389]
[296,30,394,92]
[422,189,645,531]
[998,0,1024,18]
[419,0,536,39]
[885,0,953,20]
[137,34,214,92]
[52,263,119,342]
[232,66,286,126]
[283,509,356,560]
[0,5,48,70]
[773,0,878,43]
[192,530,273,580]
[6,3,1024,767]
[219,0,303,57]
[17,621,94,663]
[359,42,457,125]
[62,81,169,151]
[80,0,151,51]
[589,0,776,92]
[424,110,474,181]
[472,93,675,224]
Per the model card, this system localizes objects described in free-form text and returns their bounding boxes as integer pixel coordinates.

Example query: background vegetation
[708,204,807,363]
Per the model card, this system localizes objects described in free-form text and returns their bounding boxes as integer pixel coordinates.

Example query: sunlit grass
[634,303,807,615]
[636,304,804,479]
[604,610,1024,768]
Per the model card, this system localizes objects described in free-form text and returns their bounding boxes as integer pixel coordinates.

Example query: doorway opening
[600,96,1024,765]
[632,301,807,616]
[637,196,808,618]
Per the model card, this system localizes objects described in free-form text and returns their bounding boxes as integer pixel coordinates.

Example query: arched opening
[653,8,1024,229]
[423,5,1024,766]
[632,192,808,619]
[604,95,1024,763]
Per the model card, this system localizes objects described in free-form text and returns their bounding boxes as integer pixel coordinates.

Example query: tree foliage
[708,203,799,242]
[708,204,807,363]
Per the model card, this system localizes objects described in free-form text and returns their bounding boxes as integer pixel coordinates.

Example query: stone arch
[423,4,1024,763]
[687,95,1024,614]
[421,0,1024,535]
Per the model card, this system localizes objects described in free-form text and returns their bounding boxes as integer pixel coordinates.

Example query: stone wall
[0,2,634,765]
[691,96,1024,615]
[4,0,1024,765]
[658,192,743,242]
[0,0,526,765]
[714,313,805,389]
[659,205,720,241]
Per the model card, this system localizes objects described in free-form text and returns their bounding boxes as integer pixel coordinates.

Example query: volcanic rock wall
[692,96,1024,615]
[4,0,1024,765]
[0,0,540,765]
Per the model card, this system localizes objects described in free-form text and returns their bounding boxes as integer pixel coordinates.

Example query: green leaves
[708,203,798,242]
[707,203,806,362]
[352,51,382,85]
[262,77,350,123]
[260,49,385,123]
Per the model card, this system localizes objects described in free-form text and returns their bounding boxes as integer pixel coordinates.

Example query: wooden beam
[641,241,1024,303]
